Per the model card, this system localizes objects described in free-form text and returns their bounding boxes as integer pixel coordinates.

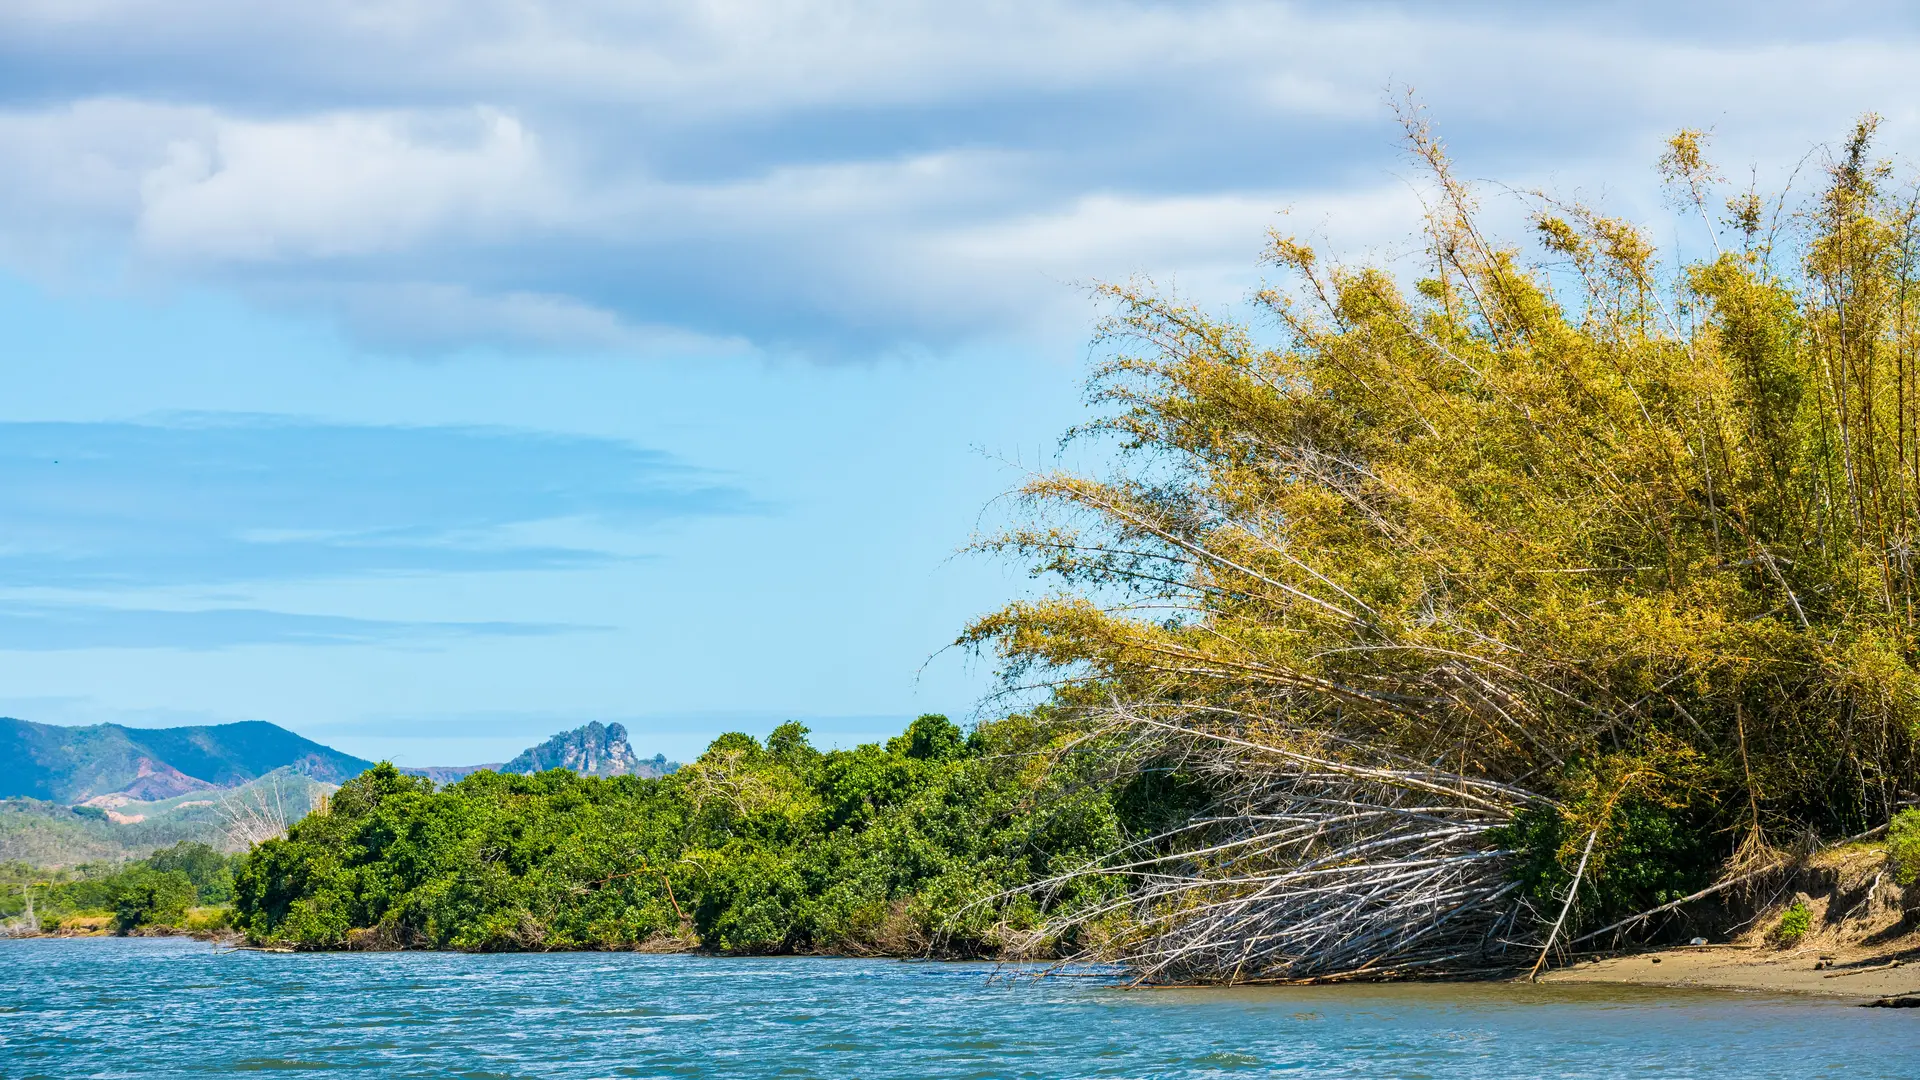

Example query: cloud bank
[5,1,1918,355]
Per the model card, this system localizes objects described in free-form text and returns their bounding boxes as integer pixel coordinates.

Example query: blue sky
[1,1,1917,765]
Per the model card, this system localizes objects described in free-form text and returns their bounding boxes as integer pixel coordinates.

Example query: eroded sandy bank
[1540,945,1920,999]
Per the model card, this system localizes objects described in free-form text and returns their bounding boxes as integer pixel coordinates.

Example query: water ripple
[0,939,1910,1078]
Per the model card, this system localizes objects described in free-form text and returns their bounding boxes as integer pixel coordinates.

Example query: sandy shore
[1541,945,1920,999]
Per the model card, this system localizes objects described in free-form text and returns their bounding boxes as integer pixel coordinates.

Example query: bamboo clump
[967,109,1920,983]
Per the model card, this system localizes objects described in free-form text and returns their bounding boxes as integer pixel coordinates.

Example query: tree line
[2,841,236,935]
[231,715,1150,953]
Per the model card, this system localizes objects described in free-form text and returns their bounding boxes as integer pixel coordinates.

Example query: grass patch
[181,906,232,932]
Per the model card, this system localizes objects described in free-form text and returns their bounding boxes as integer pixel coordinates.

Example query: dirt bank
[1541,841,1920,1000]
[1541,945,1920,998]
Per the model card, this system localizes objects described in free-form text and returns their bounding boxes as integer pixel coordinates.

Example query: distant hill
[0,718,375,804]
[0,767,336,864]
[0,717,679,866]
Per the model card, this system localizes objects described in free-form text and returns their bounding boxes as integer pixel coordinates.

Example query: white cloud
[0,100,216,266]
[0,2,1918,354]
[137,108,555,261]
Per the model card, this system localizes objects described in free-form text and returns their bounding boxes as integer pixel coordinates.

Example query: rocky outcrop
[404,728,676,783]
[501,722,646,778]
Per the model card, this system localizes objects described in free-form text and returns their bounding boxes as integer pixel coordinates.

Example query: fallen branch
[974,700,1539,984]
[1530,828,1597,981]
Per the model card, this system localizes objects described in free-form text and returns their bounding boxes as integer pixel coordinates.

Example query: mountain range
[0,717,677,805]
[0,718,373,804]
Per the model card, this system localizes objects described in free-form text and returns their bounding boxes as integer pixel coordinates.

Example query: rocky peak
[500,721,642,778]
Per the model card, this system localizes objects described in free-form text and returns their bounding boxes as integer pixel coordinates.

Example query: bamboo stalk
[1529,829,1597,981]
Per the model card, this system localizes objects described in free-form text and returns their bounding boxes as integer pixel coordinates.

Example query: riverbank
[1541,944,1920,999]
[18,835,1915,1001]
[4,919,240,946]
[15,917,1920,1003]
[1540,841,1920,1000]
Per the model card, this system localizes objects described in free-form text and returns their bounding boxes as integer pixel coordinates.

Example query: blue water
[0,938,1911,1078]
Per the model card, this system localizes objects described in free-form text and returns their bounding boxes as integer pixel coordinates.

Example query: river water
[0,938,1910,1078]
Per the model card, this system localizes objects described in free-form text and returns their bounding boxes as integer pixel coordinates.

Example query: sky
[2,0,1919,765]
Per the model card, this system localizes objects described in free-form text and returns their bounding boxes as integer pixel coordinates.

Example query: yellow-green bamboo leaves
[969,117,1920,886]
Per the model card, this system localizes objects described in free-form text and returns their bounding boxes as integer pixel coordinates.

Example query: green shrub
[146,841,236,905]
[1493,793,1717,933]
[1887,809,1920,886]
[111,867,196,934]
[1773,900,1812,946]
[888,714,964,762]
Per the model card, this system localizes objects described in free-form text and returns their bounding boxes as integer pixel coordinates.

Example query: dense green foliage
[1,841,239,934]
[233,716,1137,953]
[1493,796,1717,919]
[1888,809,1920,886]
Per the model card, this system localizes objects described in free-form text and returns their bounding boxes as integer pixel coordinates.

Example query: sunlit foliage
[1,840,237,934]
[964,110,1920,970]
[232,716,1129,953]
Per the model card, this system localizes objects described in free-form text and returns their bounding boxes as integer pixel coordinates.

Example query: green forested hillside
[234,715,1140,954]
[0,718,373,802]
[0,768,337,864]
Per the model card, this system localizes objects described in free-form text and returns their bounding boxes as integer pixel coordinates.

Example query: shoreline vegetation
[946,109,1920,984]
[2,840,242,940]
[16,110,1920,992]
[4,724,1916,999]
[227,714,1129,958]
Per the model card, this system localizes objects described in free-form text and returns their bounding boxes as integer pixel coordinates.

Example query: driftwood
[1824,959,1903,979]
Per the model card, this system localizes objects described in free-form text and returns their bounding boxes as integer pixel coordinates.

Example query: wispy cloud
[0,601,581,651]
[0,415,756,587]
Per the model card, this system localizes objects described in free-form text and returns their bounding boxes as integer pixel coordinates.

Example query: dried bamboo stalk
[985,701,1545,983]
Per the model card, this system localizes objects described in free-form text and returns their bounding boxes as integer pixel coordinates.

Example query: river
[0,938,1910,1077]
